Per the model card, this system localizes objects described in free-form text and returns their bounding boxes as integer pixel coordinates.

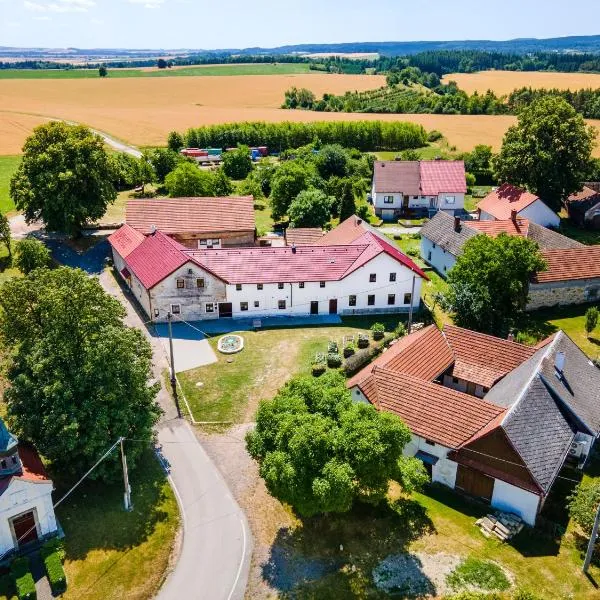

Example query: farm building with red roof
[108,215,427,323]
[371,160,466,221]
[347,323,600,525]
[477,184,560,228]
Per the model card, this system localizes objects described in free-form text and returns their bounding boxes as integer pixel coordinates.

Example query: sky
[0,0,598,50]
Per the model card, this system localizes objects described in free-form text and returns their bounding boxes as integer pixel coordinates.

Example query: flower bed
[217,334,244,354]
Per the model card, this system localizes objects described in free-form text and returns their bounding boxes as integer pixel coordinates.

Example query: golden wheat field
[442,70,600,95]
[0,72,598,155]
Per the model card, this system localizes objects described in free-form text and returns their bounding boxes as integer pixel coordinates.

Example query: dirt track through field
[0,72,599,155]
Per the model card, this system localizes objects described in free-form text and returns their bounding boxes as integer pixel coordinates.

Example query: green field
[0,156,19,214]
[0,63,312,80]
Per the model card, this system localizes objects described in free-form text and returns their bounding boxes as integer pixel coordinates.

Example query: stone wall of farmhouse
[172,230,255,249]
[527,277,600,311]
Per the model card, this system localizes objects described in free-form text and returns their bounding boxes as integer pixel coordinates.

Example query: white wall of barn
[519,200,560,228]
[491,479,540,526]
[420,237,458,277]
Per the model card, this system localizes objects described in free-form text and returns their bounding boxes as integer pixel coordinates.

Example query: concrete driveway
[153,321,217,373]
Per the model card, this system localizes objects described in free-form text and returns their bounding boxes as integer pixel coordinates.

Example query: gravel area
[373,552,462,598]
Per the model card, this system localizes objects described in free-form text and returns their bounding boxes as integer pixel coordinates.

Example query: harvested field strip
[443,71,600,95]
[0,63,313,79]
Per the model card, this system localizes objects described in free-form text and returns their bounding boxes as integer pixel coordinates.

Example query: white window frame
[445,196,456,205]
[198,238,222,249]
[383,195,394,204]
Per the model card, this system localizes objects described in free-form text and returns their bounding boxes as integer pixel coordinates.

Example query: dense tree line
[183,121,427,152]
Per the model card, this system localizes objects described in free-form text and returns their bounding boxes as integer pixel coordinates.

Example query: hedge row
[10,557,35,600]
[182,120,428,152]
[41,539,67,595]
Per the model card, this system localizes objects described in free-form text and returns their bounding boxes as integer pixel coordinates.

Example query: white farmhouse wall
[437,192,465,213]
[112,248,127,275]
[491,479,540,525]
[373,192,403,211]
[519,200,560,228]
[0,479,56,555]
[403,435,458,488]
[420,237,457,277]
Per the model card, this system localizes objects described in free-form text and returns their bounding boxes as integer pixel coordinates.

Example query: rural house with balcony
[371,160,467,221]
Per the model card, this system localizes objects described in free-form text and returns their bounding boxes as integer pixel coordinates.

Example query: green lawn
[0,156,20,215]
[254,200,275,236]
[559,215,600,245]
[0,63,312,80]
[178,316,406,423]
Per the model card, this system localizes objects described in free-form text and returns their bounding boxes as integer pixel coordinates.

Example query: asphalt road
[156,419,252,600]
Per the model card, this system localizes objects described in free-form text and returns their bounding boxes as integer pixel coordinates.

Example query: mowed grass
[178,315,405,423]
[0,156,19,214]
[0,63,312,79]
[56,451,179,600]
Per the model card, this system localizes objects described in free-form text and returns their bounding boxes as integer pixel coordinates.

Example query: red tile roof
[533,247,600,283]
[126,196,255,235]
[419,160,467,195]
[319,215,374,246]
[125,231,189,289]
[285,228,325,246]
[108,224,145,258]
[359,368,505,449]
[373,161,421,195]
[567,186,600,204]
[18,444,50,483]
[347,324,454,388]
[477,184,541,220]
[468,218,529,238]
[443,325,539,388]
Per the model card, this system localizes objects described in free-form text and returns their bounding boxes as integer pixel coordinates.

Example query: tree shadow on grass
[262,497,435,598]
[53,450,172,561]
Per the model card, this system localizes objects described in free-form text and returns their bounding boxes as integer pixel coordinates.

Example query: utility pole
[583,502,600,573]
[407,274,416,334]
[120,437,132,512]
[167,312,182,419]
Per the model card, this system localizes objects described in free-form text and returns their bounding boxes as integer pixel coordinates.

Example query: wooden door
[455,464,494,502]
[12,511,38,547]
[218,303,233,318]
[329,299,338,315]
[310,301,319,315]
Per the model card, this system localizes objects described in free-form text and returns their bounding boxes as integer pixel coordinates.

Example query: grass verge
[0,156,20,215]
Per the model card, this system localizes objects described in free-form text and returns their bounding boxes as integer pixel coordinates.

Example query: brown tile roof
[360,368,505,449]
[567,186,600,203]
[126,196,255,235]
[468,218,529,238]
[443,325,539,389]
[319,215,372,246]
[526,222,584,250]
[347,325,454,388]
[477,184,541,220]
[373,161,421,195]
[533,247,600,283]
[285,227,324,246]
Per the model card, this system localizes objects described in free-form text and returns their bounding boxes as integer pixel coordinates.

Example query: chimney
[555,351,566,374]
[291,244,297,254]
[507,332,515,342]
[150,224,157,234]
[510,209,518,223]
[454,216,461,232]
[356,218,362,225]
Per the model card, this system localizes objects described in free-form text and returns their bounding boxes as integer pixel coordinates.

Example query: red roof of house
[126,196,255,235]
[477,184,541,220]
[347,324,453,388]
[359,368,505,449]
[0,444,52,496]
[443,325,539,389]
[373,161,421,195]
[125,231,190,289]
[419,160,467,195]
[468,218,529,238]
[285,228,325,246]
[319,215,374,246]
[533,247,600,283]
[108,224,146,258]
[567,186,600,203]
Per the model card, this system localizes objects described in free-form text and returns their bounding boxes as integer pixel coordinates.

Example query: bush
[41,538,67,595]
[15,239,51,274]
[357,333,370,349]
[446,558,510,592]
[311,363,326,377]
[327,340,339,353]
[568,479,600,534]
[371,323,385,341]
[327,353,342,368]
[11,557,36,600]
[407,248,419,257]
[427,129,443,142]
[343,343,356,358]
[394,322,407,338]
[343,347,376,376]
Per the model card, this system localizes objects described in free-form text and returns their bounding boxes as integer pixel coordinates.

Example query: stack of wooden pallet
[476,511,524,541]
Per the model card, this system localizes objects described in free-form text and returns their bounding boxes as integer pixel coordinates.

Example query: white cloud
[34,15,52,19]
[128,0,165,8]
[24,0,95,13]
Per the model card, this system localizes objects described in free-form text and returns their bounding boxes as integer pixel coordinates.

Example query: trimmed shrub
[343,343,356,358]
[344,347,376,376]
[327,340,339,354]
[327,353,342,368]
[427,129,443,142]
[394,322,407,339]
[357,333,369,349]
[311,363,326,377]
[383,333,395,347]
[11,557,36,600]
[41,539,67,595]
[371,323,385,341]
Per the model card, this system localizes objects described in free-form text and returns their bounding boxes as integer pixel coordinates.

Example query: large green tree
[0,268,161,481]
[14,239,50,274]
[164,162,216,197]
[288,188,333,228]
[10,122,117,236]
[443,234,546,336]
[492,96,596,212]
[0,214,11,261]
[150,148,182,183]
[269,161,312,221]
[246,372,427,516]
[222,145,253,180]
[315,144,350,179]
[338,180,357,223]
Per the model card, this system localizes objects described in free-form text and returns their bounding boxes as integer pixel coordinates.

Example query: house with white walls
[347,324,600,525]
[371,160,466,221]
[477,184,560,228]
[108,217,427,323]
[420,210,582,277]
[0,420,57,556]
